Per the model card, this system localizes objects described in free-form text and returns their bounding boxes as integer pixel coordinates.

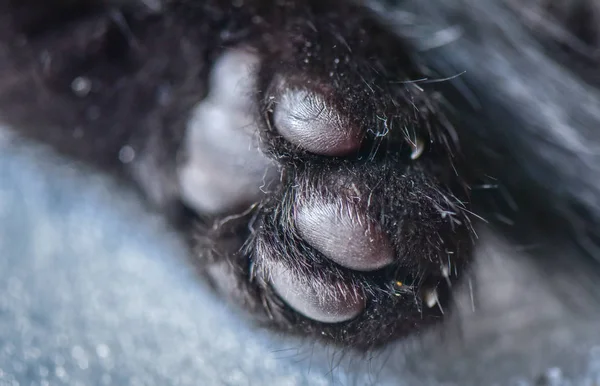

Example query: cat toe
[269,261,365,323]
[295,188,395,272]
[271,82,363,156]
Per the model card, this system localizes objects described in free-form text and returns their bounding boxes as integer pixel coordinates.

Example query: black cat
[1,0,599,359]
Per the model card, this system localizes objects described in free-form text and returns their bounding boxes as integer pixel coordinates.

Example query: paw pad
[295,192,395,272]
[272,81,363,156]
[269,261,366,323]
[195,44,472,348]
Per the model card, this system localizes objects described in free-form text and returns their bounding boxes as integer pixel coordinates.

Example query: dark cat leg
[188,1,476,348]
[0,0,476,349]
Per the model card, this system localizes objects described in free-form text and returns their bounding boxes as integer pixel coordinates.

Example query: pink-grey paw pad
[272,88,363,156]
[269,262,365,323]
[295,199,395,271]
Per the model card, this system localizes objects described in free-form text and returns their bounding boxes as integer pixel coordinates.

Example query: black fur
[1,0,599,361]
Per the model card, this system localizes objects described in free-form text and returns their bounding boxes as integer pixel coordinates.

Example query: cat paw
[249,75,473,348]
[180,42,474,348]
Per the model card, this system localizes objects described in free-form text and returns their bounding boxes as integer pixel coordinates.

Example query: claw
[410,137,426,160]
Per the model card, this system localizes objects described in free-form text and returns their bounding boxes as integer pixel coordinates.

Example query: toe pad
[273,88,363,156]
[295,199,395,271]
[269,262,366,324]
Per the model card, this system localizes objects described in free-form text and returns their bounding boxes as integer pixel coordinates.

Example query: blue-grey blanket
[2,144,600,385]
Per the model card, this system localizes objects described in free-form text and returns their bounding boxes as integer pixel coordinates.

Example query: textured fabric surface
[0,143,356,386]
[2,142,600,386]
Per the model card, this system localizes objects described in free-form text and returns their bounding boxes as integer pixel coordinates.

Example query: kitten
[1,0,599,358]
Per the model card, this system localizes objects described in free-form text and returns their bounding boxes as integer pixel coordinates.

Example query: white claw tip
[410,137,425,160]
[424,288,438,308]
